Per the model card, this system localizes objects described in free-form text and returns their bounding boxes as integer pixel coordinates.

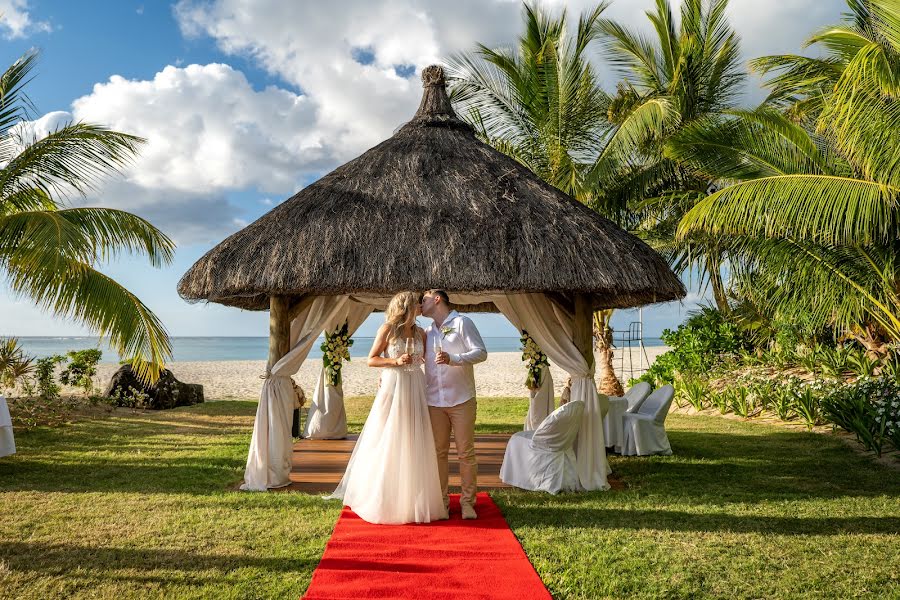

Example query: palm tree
[590,0,745,315]
[675,0,900,350]
[447,2,633,395]
[446,2,611,199]
[0,51,175,381]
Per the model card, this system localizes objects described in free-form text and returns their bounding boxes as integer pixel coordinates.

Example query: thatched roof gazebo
[179,65,685,493]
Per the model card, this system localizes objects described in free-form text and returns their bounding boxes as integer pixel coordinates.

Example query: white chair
[0,395,15,457]
[621,382,653,412]
[604,383,651,452]
[621,385,675,456]
[500,400,584,494]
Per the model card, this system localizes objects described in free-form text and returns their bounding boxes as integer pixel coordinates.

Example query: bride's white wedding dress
[329,335,446,524]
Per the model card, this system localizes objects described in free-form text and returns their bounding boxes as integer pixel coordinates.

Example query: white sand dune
[96,346,669,400]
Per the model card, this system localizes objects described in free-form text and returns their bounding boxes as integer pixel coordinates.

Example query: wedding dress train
[329,335,446,524]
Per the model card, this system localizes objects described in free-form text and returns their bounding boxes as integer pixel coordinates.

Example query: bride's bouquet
[520,330,549,390]
[321,322,353,387]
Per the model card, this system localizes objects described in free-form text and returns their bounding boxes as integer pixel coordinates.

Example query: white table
[0,395,15,457]
[604,396,627,453]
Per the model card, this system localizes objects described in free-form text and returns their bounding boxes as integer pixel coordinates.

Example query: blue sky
[0,0,846,339]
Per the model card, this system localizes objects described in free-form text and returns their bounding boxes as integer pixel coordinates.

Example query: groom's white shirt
[424,310,487,408]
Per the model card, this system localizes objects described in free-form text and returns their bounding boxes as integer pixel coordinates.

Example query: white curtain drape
[493,293,610,491]
[524,366,554,431]
[241,295,349,491]
[304,301,374,439]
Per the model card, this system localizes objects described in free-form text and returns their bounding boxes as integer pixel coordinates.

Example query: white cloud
[71,63,326,195]
[174,0,846,159]
[0,0,51,39]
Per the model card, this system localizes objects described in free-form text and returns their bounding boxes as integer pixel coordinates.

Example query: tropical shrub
[33,355,65,400]
[0,337,34,390]
[821,377,900,456]
[729,386,752,418]
[640,306,750,385]
[59,349,103,394]
[820,346,852,378]
[847,348,879,378]
[790,386,823,430]
[679,377,709,411]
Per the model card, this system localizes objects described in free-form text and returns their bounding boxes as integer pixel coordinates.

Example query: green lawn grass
[1,398,898,599]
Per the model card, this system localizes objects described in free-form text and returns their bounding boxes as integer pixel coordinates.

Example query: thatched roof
[178,65,686,312]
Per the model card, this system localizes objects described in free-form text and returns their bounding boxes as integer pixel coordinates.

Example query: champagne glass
[433,336,443,362]
[405,337,415,371]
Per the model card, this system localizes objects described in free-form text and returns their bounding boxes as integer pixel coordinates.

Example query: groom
[421,289,487,520]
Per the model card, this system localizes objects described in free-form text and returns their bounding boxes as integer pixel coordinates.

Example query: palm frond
[678,174,899,245]
[4,253,171,381]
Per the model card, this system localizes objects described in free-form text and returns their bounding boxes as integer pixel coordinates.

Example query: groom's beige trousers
[428,397,477,508]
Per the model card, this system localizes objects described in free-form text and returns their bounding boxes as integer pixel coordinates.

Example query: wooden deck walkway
[281,434,514,493]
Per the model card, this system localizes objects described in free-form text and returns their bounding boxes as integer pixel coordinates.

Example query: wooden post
[268,295,292,371]
[573,293,595,371]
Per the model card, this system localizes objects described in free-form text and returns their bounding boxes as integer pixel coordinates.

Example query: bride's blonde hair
[385,291,421,342]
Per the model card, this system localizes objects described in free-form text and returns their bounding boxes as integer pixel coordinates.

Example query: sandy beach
[94,346,669,400]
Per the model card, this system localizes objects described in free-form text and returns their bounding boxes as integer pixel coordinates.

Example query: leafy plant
[821,377,900,456]
[729,386,753,418]
[790,386,822,430]
[711,388,731,415]
[108,385,151,408]
[59,349,103,394]
[640,306,751,385]
[821,346,852,378]
[771,386,795,421]
[34,355,66,401]
[847,348,879,378]
[0,337,34,390]
[680,378,709,411]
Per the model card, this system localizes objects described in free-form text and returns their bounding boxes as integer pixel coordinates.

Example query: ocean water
[12,335,665,362]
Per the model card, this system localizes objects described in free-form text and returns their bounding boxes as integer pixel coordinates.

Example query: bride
[329,291,446,524]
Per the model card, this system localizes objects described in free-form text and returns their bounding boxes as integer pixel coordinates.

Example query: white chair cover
[605,383,652,453]
[241,295,351,491]
[621,381,653,412]
[524,366,554,431]
[500,400,584,493]
[0,395,15,457]
[304,302,374,439]
[622,385,675,456]
[493,293,609,490]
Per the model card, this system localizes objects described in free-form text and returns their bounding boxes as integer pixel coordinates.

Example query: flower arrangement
[321,321,353,387]
[520,330,549,390]
[440,325,454,337]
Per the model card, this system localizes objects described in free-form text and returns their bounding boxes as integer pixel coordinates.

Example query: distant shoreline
[13,335,668,363]
[89,348,670,400]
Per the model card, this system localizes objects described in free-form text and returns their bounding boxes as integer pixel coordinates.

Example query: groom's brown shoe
[461,504,477,520]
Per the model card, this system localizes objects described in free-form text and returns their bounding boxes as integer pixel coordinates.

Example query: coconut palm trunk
[594,309,624,396]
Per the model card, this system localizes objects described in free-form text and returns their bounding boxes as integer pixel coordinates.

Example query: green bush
[790,386,822,430]
[34,355,65,401]
[639,306,750,385]
[821,346,852,378]
[0,337,34,390]
[822,377,900,456]
[60,349,103,394]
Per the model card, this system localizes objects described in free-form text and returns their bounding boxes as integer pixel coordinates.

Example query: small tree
[60,349,103,394]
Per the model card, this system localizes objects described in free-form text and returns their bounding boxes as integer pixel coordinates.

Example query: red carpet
[303,493,552,600]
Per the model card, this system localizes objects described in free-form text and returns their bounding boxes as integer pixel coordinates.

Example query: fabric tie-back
[241,295,350,491]
[493,293,610,491]
[524,366,554,431]
[304,302,374,439]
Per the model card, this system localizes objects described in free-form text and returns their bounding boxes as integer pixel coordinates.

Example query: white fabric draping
[0,395,15,457]
[304,302,374,439]
[492,293,610,491]
[241,295,350,491]
[524,366,554,431]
